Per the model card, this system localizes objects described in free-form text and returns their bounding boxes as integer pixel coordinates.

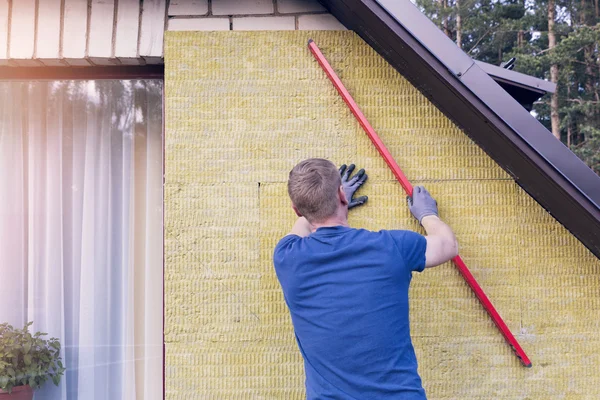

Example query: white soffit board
[140,0,167,58]
[0,0,8,60]
[89,0,116,60]
[36,0,62,63]
[63,0,89,60]
[9,0,36,60]
[115,0,140,59]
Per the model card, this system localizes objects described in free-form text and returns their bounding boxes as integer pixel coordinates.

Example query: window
[0,79,163,399]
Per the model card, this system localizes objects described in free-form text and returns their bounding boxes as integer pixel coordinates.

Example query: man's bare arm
[407,186,458,268]
[288,217,312,237]
[422,215,458,268]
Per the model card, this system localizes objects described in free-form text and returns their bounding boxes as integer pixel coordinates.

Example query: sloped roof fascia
[373,0,599,208]
[322,0,600,257]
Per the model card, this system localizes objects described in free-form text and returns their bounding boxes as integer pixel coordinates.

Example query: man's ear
[339,186,349,206]
[292,204,303,217]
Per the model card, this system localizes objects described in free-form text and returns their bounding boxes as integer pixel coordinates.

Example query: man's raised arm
[408,186,458,268]
[289,217,312,237]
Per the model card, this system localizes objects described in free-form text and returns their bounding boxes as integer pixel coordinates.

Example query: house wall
[164,31,600,399]
[0,0,343,66]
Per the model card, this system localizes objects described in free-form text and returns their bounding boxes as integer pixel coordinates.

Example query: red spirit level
[308,39,532,368]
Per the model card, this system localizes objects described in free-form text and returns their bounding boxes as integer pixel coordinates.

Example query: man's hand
[339,164,368,209]
[407,186,438,223]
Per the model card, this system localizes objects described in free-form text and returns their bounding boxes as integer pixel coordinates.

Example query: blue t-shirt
[273,226,428,400]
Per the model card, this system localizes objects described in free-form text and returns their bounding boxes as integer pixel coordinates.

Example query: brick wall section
[167,0,346,32]
[0,0,344,66]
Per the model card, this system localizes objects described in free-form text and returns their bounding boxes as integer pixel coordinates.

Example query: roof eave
[475,60,556,94]
[322,0,600,258]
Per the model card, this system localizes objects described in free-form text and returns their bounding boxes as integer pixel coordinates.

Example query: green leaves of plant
[0,321,65,392]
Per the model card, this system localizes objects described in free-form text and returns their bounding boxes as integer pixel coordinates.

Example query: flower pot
[0,386,33,400]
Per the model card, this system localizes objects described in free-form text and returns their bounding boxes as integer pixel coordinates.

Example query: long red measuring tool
[308,39,531,368]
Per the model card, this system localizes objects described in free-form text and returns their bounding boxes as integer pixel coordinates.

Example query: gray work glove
[339,164,368,209]
[407,186,438,223]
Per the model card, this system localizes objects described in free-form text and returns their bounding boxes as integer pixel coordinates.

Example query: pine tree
[549,0,561,139]
[414,0,600,174]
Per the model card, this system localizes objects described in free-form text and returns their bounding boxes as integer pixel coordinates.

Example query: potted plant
[0,322,65,399]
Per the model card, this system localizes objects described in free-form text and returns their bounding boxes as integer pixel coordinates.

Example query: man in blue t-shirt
[273,158,458,399]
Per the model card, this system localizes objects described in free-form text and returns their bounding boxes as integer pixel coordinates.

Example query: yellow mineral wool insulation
[164,31,600,399]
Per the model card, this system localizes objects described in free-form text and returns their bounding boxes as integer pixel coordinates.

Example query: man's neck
[310,214,349,232]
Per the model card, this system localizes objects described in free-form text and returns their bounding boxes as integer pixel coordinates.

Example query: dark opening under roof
[322,0,600,258]
[476,60,555,111]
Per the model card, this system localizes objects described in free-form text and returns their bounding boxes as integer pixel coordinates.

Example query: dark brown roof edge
[323,0,600,258]
[0,65,164,80]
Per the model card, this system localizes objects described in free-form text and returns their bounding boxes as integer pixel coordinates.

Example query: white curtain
[0,80,163,400]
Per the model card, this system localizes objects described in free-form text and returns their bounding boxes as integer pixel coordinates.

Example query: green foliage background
[414,0,600,174]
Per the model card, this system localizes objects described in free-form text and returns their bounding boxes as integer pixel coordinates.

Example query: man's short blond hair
[288,158,341,223]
